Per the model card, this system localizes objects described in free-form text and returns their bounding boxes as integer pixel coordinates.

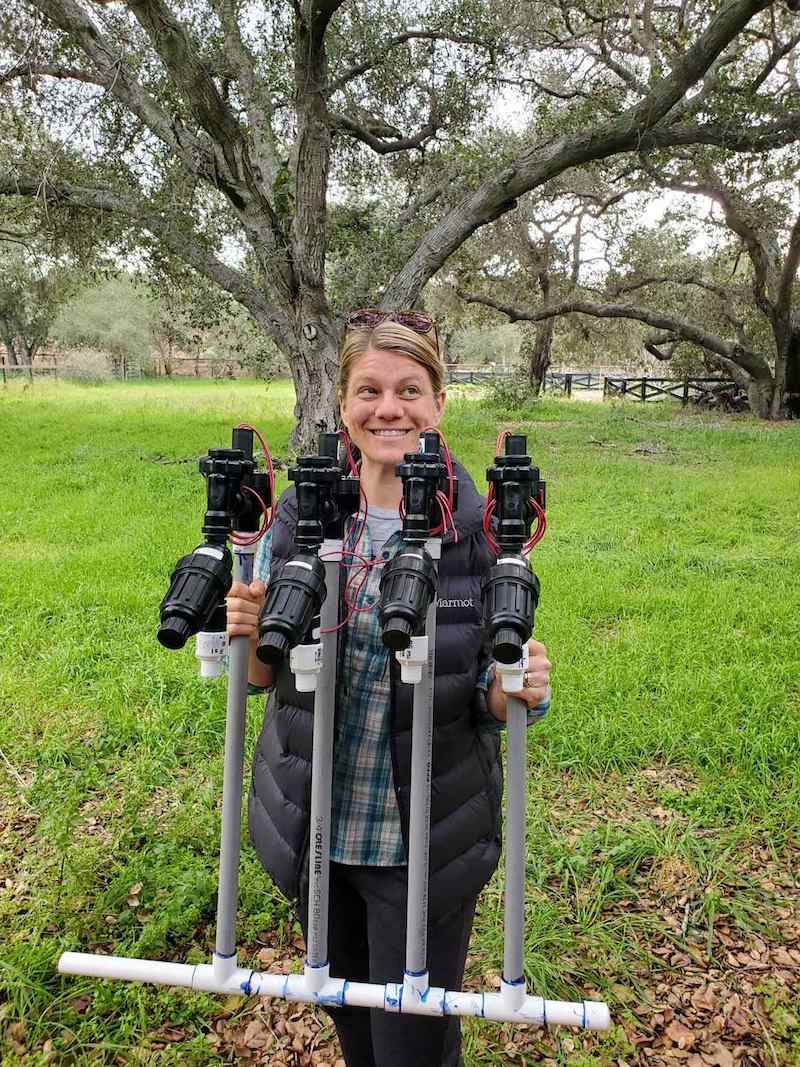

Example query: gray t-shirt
[366,505,401,558]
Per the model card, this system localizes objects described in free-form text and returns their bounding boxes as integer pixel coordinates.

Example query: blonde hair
[338,319,445,404]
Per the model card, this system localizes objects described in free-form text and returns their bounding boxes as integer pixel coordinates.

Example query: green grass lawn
[1,378,799,1066]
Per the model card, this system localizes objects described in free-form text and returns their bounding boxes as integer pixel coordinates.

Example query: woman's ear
[337,392,348,431]
[434,389,446,421]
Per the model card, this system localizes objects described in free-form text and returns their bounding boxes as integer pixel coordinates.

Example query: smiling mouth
[369,429,411,436]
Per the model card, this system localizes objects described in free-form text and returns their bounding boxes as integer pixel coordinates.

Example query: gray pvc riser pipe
[405,585,438,977]
[503,695,527,986]
[215,544,254,959]
[305,551,342,969]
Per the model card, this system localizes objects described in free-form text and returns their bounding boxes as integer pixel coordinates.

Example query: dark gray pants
[299,862,476,1067]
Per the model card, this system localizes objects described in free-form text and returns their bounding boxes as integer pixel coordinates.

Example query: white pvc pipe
[215,540,256,959]
[57,952,610,1029]
[304,542,342,972]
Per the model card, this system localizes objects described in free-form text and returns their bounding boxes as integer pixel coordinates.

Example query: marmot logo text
[437,598,474,609]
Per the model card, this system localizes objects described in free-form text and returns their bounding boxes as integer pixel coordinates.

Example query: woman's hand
[226,579,267,638]
[226,579,274,689]
[486,638,551,723]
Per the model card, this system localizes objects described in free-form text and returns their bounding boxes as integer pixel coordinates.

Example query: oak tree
[1,0,796,442]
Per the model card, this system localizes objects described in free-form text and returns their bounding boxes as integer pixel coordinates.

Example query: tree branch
[126,0,253,196]
[26,0,294,298]
[641,112,800,152]
[751,29,800,91]
[0,172,292,345]
[331,112,438,154]
[638,159,781,319]
[0,63,106,87]
[213,0,282,190]
[455,288,771,379]
[381,0,774,308]
[329,30,495,94]
[608,274,733,301]
[776,210,800,319]
[27,0,211,176]
[290,10,332,293]
[494,75,597,106]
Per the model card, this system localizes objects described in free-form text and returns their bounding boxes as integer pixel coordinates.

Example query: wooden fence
[603,377,739,406]
[445,365,514,384]
[2,359,739,411]
[543,372,603,396]
[1,363,59,384]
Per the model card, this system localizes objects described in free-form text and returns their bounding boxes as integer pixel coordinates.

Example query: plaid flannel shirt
[249,517,549,867]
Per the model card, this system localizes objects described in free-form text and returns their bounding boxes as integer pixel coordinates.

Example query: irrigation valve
[158,427,271,662]
[158,543,233,652]
[482,435,544,669]
[257,433,358,666]
[379,432,453,652]
[256,553,327,664]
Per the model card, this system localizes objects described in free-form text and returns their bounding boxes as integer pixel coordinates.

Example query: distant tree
[460,173,800,417]
[454,177,650,389]
[53,275,155,375]
[451,1,800,417]
[2,0,794,445]
[0,229,84,368]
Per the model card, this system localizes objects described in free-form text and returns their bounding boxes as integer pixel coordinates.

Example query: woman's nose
[374,391,404,417]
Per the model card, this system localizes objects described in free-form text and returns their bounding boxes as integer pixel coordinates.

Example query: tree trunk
[0,326,22,366]
[779,325,800,418]
[518,320,553,397]
[164,339,174,377]
[747,376,775,418]
[529,318,554,396]
[24,335,43,366]
[256,297,341,456]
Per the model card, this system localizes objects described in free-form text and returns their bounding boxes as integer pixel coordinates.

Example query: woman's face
[340,348,446,472]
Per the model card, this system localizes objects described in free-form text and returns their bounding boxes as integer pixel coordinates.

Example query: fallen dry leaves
[3,767,798,1066]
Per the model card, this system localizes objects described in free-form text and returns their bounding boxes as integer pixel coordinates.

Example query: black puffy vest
[247,462,502,912]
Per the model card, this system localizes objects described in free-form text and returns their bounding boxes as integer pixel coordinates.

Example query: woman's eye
[401,387,420,398]
[357,386,378,397]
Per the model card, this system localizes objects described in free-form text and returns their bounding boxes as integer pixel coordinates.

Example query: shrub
[484,368,541,415]
[61,348,114,383]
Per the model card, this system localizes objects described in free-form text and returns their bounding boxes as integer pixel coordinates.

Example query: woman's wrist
[248,636,274,689]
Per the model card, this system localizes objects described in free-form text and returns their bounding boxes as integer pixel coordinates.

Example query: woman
[226,312,551,1067]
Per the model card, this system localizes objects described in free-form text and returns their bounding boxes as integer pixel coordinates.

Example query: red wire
[481,491,547,555]
[495,429,511,454]
[319,545,380,634]
[482,496,500,555]
[435,490,458,542]
[230,423,276,545]
[230,486,271,546]
[421,425,456,512]
[523,497,547,551]
[338,428,359,476]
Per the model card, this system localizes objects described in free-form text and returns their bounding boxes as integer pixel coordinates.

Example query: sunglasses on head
[345,308,436,336]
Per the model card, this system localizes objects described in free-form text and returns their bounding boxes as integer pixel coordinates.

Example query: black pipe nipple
[381,616,414,653]
[493,627,524,664]
[157,617,194,650]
